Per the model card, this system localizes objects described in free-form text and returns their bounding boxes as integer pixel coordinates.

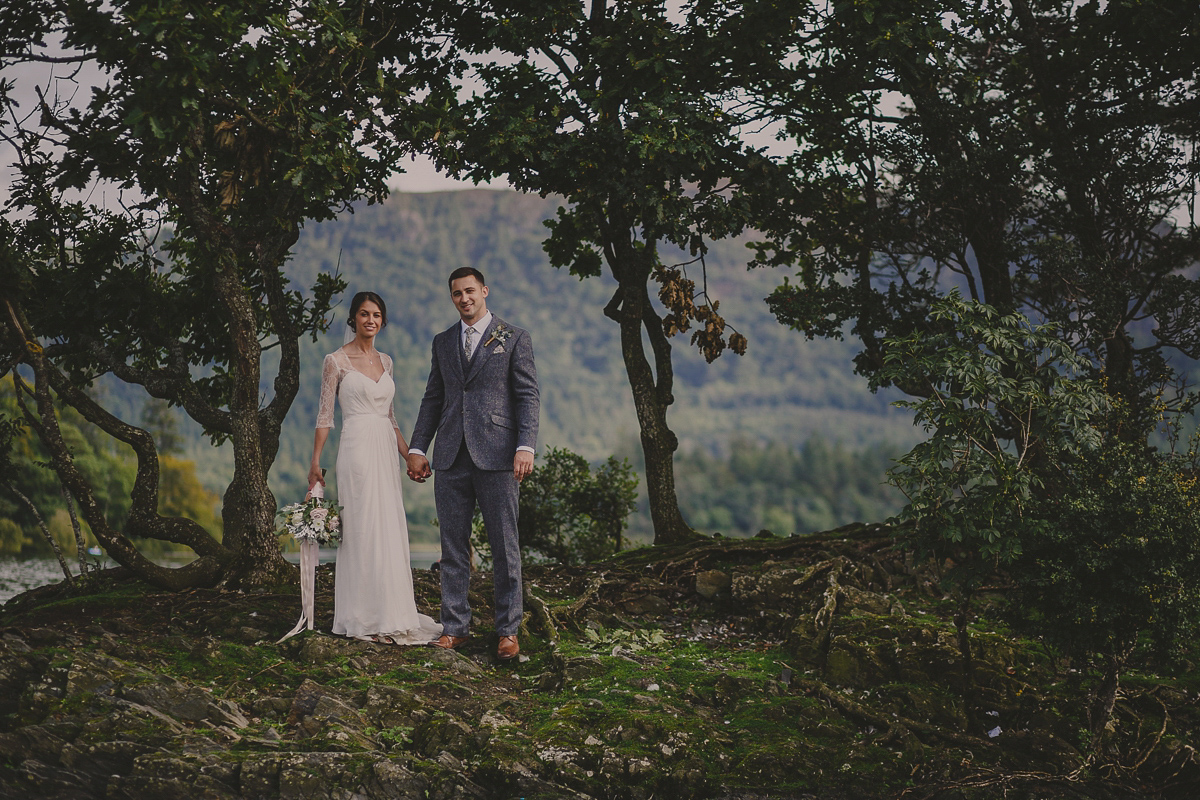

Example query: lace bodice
[315,349,400,430]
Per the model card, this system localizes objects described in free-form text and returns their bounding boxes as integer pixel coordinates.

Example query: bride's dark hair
[347,291,388,331]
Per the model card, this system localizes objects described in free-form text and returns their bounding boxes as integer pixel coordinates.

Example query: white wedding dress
[317,349,442,644]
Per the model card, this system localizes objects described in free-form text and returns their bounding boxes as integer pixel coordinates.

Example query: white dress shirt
[461,311,492,360]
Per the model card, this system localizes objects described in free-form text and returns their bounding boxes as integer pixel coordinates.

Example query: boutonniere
[484,325,514,348]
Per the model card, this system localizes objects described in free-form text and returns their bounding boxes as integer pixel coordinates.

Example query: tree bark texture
[602,236,695,546]
[1088,649,1129,754]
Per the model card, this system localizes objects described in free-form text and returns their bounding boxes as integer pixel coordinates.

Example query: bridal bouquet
[276,496,343,546]
[277,485,339,643]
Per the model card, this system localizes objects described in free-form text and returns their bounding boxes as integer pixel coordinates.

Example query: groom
[406,267,540,662]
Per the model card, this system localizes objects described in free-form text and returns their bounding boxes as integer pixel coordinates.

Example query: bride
[307,291,442,645]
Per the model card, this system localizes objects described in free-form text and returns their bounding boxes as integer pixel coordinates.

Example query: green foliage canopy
[756,0,1200,432]
[431,0,795,544]
[1,0,457,588]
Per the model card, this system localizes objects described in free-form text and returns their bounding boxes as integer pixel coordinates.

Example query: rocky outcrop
[0,531,1195,799]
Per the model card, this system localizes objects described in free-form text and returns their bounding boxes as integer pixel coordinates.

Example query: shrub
[877,291,1105,587]
[1013,440,1200,741]
[878,292,1200,748]
[472,447,639,566]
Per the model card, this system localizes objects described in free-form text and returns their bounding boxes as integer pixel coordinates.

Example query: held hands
[514,450,533,483]
[406,453,432,483]
[403,452,530,482]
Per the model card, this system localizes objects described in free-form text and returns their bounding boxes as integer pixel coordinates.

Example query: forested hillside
[6,190,915,553]
[269,190,913,542]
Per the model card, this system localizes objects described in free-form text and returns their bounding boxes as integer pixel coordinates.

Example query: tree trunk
[953,588,977,724]
[18,355,230,590]
[5,299,234,591]
[60,485,89,574]
[603,254,696,546]
[1087,649,1127,758]
[4,480,72,584]
[210,252,293,589]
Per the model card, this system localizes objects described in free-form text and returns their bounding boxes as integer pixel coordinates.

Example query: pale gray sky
[390,155,504,193]
[1,58,501,203]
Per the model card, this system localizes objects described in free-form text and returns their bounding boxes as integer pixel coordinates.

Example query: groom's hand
[514,451,534,483]
[406,453,431,483]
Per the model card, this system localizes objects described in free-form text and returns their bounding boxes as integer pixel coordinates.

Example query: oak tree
[0,0,457,588]
[433,0,793,543]
[757,0,1200,432]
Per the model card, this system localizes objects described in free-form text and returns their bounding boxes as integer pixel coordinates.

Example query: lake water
[0,547,441,605]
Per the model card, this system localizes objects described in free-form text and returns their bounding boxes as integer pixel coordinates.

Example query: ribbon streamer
[277,482,323,643]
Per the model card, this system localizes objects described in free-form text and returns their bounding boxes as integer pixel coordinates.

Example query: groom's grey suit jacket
[410,316,539,471]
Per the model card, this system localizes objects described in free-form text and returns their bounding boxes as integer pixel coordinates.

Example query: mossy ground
[0,525,1196,799]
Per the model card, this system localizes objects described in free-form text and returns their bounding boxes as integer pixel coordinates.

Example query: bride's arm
[310,354,339,489]
[383,353,410,459]
[393,427,411,460]
[309,429,330,491]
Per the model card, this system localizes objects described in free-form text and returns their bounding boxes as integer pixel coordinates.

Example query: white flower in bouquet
[276,496,343,546]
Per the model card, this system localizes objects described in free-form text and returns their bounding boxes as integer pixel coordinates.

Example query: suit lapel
[464,316,501,384]
[442,323,465,385]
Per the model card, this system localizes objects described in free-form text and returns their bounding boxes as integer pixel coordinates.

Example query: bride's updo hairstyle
[347,291,388,331]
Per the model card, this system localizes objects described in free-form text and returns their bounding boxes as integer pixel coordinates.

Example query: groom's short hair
[448,267,486,289]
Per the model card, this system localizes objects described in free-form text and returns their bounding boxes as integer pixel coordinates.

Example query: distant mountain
[174,189,918,543]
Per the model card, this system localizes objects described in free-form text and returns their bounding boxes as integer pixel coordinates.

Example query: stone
[563,655,607,682]
[621,594,671,616]
[1,633,32,654]
[479,710,516,730]
[252,695,293,719]
[287,680,377,750]
[277,752,366,797]
[103,701,189,739]
[238,755,281,797]
[123,674,250,728]
[98,633,140,659]
[364,684,424,729]
[427,647,485,676]
[108,774,239,800]
[695,570,732,599]
[286,679,340,726]
[59,739,156,779]
[298,634,366,665]
[24,627,67,646]
[19,757,103,797]
[65,651,129,696]
[239,626,269,643]
[411,714,476,758]
[363,758,432,800]
[3,721,77,764]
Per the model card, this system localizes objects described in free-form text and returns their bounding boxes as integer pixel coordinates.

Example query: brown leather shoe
[432,634,470,651]
[496,635,519,662]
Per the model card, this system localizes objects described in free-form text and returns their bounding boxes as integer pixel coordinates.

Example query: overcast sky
[1,59,505,202]
[390,155,504,193]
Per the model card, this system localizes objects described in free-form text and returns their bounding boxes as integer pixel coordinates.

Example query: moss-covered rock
[0,529,1195,799]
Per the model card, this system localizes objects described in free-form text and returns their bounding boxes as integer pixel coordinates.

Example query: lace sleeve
[316,353,340,429]
[383,353,400,431]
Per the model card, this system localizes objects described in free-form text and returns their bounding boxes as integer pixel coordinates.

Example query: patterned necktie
[464,326,476,359]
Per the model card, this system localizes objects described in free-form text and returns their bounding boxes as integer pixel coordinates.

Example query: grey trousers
[434,446,523,636]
